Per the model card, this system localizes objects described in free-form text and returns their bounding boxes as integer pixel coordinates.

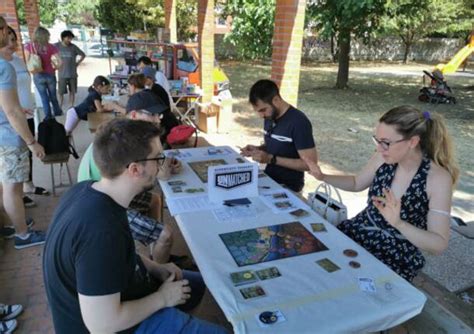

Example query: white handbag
[307,183,348,226]
[27,43,43,73]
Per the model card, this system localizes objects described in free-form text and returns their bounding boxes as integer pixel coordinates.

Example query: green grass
[221,60,474,216]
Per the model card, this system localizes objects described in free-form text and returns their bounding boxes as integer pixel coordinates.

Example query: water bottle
[113,84,120,97]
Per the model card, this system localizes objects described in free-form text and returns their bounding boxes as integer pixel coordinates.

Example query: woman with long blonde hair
[24,26,62,119]
[304,105,458,281]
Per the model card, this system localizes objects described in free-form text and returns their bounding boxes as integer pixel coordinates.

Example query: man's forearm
[3,106,34,143]
[272,156,309,172]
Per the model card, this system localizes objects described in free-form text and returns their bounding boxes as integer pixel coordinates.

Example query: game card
[168,180,186,186]
[311,223,327,232]
[256,267,281,281]
[358,277,377,293]
[240,285,266,299]
[316,258,341,273]
[171,186,183,193]
[290,208,310,218]
[230,270,258,286]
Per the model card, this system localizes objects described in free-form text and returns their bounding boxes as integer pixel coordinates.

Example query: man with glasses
[240,79,318,192]
[44,118,227,333]
[78,90,181,263]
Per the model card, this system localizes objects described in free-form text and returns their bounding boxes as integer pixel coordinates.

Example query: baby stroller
[419,70,456,104]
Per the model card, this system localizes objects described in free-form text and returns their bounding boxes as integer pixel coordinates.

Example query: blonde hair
[0,17,8,48]
[380,105,459,184]
[33,26,50,46]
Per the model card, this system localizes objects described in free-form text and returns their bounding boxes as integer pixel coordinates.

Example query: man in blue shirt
[0,18,46,249]
[240,79,318,192]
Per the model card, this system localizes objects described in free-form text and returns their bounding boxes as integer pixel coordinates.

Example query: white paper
[208,163,259,203]
[213,205,257,223]
[166,195,217,215]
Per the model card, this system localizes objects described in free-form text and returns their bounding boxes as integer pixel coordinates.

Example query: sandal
[26,187,50,196]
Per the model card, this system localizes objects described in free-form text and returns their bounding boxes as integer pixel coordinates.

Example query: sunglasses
[372,135,406,151]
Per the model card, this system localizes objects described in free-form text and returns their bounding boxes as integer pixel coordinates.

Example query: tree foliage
[15,0,59,27]
[307,0,386,88]
[61,0,100,27]
[222,0,275,60]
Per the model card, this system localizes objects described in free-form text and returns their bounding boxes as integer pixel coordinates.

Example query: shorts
[58,77,78,95]
[0,146,30,183]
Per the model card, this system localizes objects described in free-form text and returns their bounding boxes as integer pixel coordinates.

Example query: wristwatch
[270,155,277,165]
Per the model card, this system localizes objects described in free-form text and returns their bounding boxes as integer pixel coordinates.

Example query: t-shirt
[25,43,59,74]
[43,181,158,334]
[55,42,85,79]
[10,54,35,113]
[263,106,315,192]
[0,57,25,148]
[74,89,101,120]
[77,143,101,182]
[149,84,179,143]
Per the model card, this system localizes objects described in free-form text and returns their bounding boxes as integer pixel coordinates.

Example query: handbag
[166,124,198,147]
[26,43,42,73]
[51,53,63,70]
[307,183,348,226]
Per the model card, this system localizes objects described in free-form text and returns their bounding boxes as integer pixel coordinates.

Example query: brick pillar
[24,0,40,40]
[0,0,24,57]
[164,0,177,43]
[271,0,306,107]
[198,0,215,103]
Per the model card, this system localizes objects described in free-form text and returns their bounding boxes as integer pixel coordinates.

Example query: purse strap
[312,182,344,212]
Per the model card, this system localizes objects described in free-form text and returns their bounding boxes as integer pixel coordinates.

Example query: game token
[243,272,252,279]
[343,249,358,257]
[385,282,393,290]
[259,311,278,324]
[349,260,361,268]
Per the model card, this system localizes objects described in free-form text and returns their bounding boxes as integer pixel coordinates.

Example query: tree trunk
[336,29,351,89]
[403,42,411,64]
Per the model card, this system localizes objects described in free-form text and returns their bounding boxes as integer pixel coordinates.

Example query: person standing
[240,79,319,192]
[24,26,62,119]
[55,30,85,108]
[0,17,46,249]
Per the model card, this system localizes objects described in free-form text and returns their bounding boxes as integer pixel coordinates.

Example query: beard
[138,171,157,193]
[263,104,279,121]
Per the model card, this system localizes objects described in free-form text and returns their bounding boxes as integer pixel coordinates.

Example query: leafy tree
[96,0,148,34]
[61,0,100,26]
[307,0,386,89]
[15,0,59,27]
[177,0,197,41]
[222,0,275,60]
[382,0,462,63]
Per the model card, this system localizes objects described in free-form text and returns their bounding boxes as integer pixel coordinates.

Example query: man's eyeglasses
[372,135,406,151]
[128,154,166,167]
[138,109,163,119]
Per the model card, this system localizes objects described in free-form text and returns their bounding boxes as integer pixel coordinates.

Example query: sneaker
[0,219,35,240]
[0,319,17,333]
[22,196,36,208]
[14,230,45,250]
[0,304,23,321]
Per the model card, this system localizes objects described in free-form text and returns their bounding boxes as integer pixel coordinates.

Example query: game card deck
[256,267,281,281]
[240,285,266,299]
[316,258,341,273]
[311,223,327,232]
[230,270,258,286]
[290,208,309,218]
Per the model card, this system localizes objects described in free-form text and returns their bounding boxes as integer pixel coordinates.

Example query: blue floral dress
[338,157,430,281]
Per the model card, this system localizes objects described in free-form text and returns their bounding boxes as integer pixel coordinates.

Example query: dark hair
[93,118,162,179]
[88,75,110,92]
[7,26,17,41]
[60,30,74,40]
[379,105,459,184]
[137,56,152,66]
[249,79,280,105]
[127,73,146,89]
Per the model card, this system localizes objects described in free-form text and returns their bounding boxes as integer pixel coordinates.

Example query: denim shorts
[0,146,30,183]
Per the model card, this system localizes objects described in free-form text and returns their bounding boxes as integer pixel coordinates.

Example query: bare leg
[2,183,28,235]
[59,94,64,108]
[69,92,75,108]
[151,224,173,263]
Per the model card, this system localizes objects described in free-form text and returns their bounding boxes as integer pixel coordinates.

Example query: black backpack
[37,118,79,158]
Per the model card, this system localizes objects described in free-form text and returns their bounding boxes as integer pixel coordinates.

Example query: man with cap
[78,90,181,263]
[55,30,86,108]
[142,66,180,146]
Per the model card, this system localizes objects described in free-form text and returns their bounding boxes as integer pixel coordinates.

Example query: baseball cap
[126,90,167,114]
[141,66,156,80]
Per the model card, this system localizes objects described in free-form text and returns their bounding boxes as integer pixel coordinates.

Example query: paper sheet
[167,195,217,215]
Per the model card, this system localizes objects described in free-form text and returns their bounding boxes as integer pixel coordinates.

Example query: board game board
[220,221,328,267]
[188,159,227,183]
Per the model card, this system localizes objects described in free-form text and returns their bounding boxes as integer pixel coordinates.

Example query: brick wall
[164,0,177,43]
[0,0,23,52]
[271,0,306,107]
[198,0,215,103]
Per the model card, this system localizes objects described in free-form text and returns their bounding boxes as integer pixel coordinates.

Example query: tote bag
[26,43,42,73]
[307,183,348,226]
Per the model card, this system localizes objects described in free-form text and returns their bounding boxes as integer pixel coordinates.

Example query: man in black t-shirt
[43,119,227,334]
[240,79,319,192]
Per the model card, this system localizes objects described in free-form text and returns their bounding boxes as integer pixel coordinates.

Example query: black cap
[126,90,167,114]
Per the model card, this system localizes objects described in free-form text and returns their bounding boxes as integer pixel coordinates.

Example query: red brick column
[0,0,24,57]
[271,0,306,107]
[198,0,215,103]
[24,0,40,40]
[164,0,177,43]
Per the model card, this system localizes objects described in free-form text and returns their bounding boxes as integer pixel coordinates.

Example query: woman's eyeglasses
[372,135,406,151]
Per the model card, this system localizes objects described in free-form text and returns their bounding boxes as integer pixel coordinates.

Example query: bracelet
[26,139,36,146]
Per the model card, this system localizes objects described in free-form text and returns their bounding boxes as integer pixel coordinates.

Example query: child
[65,75,112,134]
